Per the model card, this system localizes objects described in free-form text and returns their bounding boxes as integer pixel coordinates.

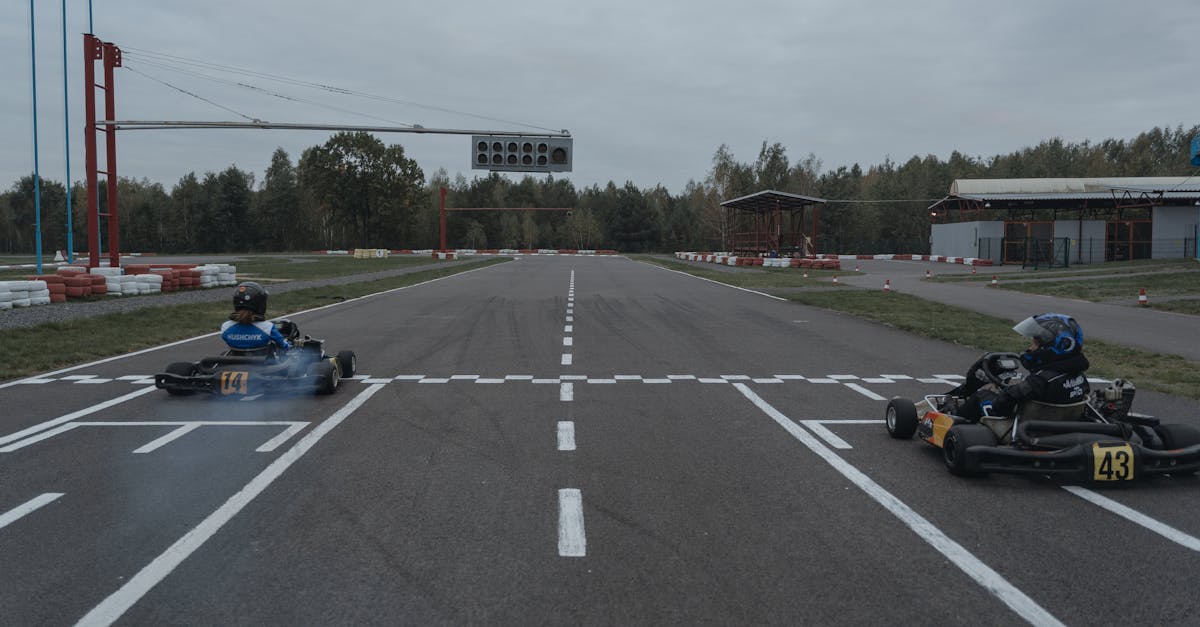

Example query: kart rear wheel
[886,398,918,439]
[336,350,356,378]
[164,362,196,396]
[311,360,339,395]
[943,424,995,477]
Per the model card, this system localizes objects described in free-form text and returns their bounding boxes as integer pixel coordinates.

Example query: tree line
[2,125,1196,256]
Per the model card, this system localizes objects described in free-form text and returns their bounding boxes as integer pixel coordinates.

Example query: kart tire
[164,362,196,396]
[336,350,357,378]
[886,398,918,439]
[1155,423,1200,451]
[943,424,995,477]
[311,360,339,395]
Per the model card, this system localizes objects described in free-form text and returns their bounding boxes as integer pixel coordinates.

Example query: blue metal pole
[88,0,93,32]
[31,0,43,275]
[62,0,73,264]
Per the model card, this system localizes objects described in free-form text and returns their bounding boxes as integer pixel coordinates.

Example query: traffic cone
[924,269,931,279]
[833,275,839,285]
[883,279,891,292]
[990,275,998,287]
[971,265,977,275]
[1138,288,1148,306]
[803,271,808,279]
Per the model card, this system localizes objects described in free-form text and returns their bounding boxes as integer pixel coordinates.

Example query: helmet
[232,282,268,317]
[1013,313,1082,365]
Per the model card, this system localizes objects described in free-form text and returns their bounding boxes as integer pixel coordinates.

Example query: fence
[982,237,1197,266]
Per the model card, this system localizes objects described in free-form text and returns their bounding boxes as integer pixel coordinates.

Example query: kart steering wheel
[981,352,1023,387]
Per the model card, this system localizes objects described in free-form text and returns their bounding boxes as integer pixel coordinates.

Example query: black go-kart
[155,319,356,397]
[885,352,1200,482]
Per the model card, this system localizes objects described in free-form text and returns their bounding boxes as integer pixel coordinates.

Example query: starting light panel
[472,135,572,173]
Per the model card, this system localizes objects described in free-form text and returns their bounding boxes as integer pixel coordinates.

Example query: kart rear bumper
[966,442,1200,481]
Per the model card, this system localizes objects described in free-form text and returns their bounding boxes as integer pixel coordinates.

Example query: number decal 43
[219,370,250,396]
[1092,442,1135,481]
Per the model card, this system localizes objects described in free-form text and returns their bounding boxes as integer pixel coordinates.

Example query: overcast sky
[3,0,1198,196]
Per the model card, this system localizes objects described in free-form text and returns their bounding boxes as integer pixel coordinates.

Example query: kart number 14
[1092,442,1134,481]
[219,370,250,396]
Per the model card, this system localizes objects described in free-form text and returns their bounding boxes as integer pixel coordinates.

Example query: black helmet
[1013,313,1082,365]
[232,281,268,316]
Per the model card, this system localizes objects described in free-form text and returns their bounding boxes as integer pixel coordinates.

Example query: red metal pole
[83,34,101,267]
[102,42,121,268]
[439,187,447,253]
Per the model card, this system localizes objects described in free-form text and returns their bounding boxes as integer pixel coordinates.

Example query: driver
[220,282,292,353]
[956,313,1090,420]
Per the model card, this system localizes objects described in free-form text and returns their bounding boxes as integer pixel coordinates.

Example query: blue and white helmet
[1013,313,1083,356]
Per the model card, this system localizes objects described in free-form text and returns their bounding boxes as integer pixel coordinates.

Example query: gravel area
[0,258,484,331]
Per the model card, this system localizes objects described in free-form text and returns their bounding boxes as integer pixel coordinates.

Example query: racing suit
[957,352,1090,421]
[220,320,292,352]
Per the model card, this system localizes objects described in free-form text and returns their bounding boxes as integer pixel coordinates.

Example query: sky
[3,0,1198,196]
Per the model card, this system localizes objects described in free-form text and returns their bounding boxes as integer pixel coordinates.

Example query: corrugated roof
[950,177,1196,195]
[720,190,826,212]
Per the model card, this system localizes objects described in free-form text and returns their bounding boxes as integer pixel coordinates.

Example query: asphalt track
[2,255,1198,626]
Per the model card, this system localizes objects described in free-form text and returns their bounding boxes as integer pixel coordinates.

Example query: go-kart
[885,352,1200,481]
[154,319,356,397]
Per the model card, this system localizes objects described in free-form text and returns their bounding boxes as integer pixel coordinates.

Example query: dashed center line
[557,421,576,451]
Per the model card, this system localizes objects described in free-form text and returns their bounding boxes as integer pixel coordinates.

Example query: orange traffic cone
[855,265,861,272]
[924,269,931,279]
[883,279,891,292]
[833,275,839,285]
[1138,288,1148,306]
[971,265,977,275]
[990,275,998,287]
[803,271,809,279]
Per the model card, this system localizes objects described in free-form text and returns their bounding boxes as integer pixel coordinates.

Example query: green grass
[1155,299,1200,315]
[935,259,1199,283]
[0,258,508,380]
[231,254,449,281]
[994,269,1200,301]
[636,258,1200,400]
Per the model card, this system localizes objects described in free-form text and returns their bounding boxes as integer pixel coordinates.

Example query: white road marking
[844,383,887,401]
[0,493,64,530]
[3,421,311,454]
[827,375,859,380]
[862,378,894,384]
[132,424,202,454]
[13,378,54,384]
[566,315,574,322]
[720,375,751,380]
[800,419,887,449]
[75,379,112,384]
[614,375,642,381]
[561,375,587,381]
[361,378,393,384]
[808,378,838,384]
[667,375,696,380]
[564,325,573,333]
[0,387,158,447]
[1063,486,1200,552]
[698,378,728,384]
[733,384,1064,627]
[476,379,505,384]
[881,374,912,379]
[643,379,672,384]
[557,421,576,451]
[588,379,617,384]
[76,384,387,627]
[774,375,807,380]
[419,378,451,384]
[558,488,586,557]
[563,337,573,347]
[561,354,573,366]
[533,378,560,384]
[505,375,534,380]
[753,378,783,384]
[393,375,425,381]
[450,375,480,380]
[560,382,574,401]
[644,263,788,301]
[60,375,97,380]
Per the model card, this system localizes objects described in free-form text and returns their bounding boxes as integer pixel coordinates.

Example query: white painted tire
[12,298,31,308]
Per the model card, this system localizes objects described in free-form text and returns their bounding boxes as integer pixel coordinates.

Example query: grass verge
[630,255,840,287]
[0,258,508,380]
[637,257,1200,400]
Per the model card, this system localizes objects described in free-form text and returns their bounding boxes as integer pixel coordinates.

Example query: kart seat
[200,355,273,368]
[1020,400,1087,422]
[1016,419,1134,449]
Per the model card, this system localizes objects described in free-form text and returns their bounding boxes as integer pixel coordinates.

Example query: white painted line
[844,383,887,401]
[667,375,696,380]
[558,488,586,557]
[116,375,150,381]
[557,421,576,451]
[14,378,54,384]
[561,375,587,381]
[734,384,1063,627]
[449,375,480,380]
[60,375,97,380]
[807,378,838,384]
[563,337,574,347]
[418,378,451,384]
[862,378,894,384]
[0,261,504,390]
[566,315,574,322]
[698,378,729,384]
[533,378,561,384]
[561,354,573,366]
[644,263,788,301]
[475,379,505,384]
[827,375,860,380]
[133,424,202,454]
[361,378,394,384]
[560,382,574,401]
[0,493,65,530]
[393,375,426,381]
[643,378,672,383]
[75,379,112,384]
[800,421,853,449]
[564,325,573,333]
[348,375,370,380]
[76,384,387,627]
[881,374,912,380]
[773,375,807,380]
[752,378,784,384]
[917,378,957,385]
[614,375,643,381]
[255,423,310,453]
[720,375,751,380]
[239,394,263,402]
[587,379,617,384]
[0,386,157,448]
[1063,486,1200,552]
[933,374,965,380]
[505,375,533,380]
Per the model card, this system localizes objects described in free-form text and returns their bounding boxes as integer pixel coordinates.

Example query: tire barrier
[674,251,997,268]
[1,262,236,312]
[0,280,50,308]
[352,248,390,259]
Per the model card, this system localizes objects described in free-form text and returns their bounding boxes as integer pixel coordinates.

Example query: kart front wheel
[886,398,918,439]
[943,424,995,477]
[336,350,357,378]
[163,362,196,396]
[311,360,339,395]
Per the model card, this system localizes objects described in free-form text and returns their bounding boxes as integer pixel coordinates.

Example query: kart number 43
[219,370,250,395]
[1092,442,1134,481]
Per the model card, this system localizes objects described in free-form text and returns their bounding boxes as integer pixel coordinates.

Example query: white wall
[1054,220,1105,264]
[1152,206,1200,259]
[930,221,1004,260]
